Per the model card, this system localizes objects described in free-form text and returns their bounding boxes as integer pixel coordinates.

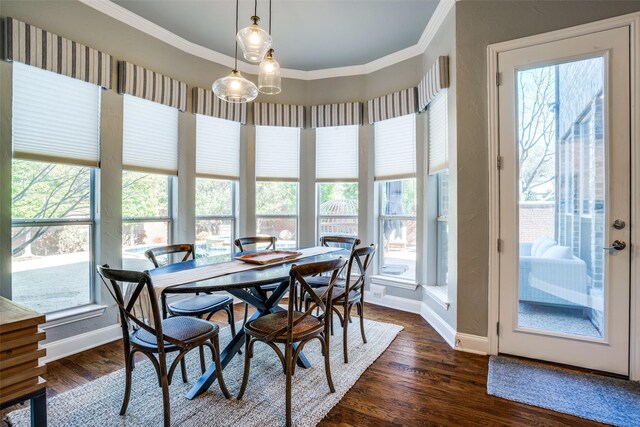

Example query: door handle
[603,240,626,251]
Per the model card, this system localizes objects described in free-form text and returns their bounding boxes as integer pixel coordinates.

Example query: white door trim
[487,11,640,380]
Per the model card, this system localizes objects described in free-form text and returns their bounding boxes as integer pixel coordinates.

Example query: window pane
[12,160,91,220]
[437,171,449,286]
[122,171,170,218]
[257,218,297,250]
[196,178,233,217]
[256,182,297,215]
[381,219,416,280]
[320,218,358,238]
[196,219,233,261]
[319,183,358,215]
[380,179,417,216]
[12,225,91,313]
[122,221,169,270]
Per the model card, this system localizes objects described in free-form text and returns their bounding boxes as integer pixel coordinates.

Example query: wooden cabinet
[0,297,47,426]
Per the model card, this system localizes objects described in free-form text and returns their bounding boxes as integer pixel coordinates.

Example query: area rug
[6,318,402,427]
[487,355,640,427]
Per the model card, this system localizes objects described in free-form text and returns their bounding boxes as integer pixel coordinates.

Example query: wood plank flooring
[2,304,603,426]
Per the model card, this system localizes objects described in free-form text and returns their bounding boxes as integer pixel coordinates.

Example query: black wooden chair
[97,265,230,427]
[233,236,279,322]
[237,257,346,427]
[304,244,376,363]
[145,244,238,369]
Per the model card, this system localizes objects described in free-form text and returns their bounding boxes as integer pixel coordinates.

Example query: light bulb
[250,30,261,45]
[230,79,241,90]
[264,62,274,73]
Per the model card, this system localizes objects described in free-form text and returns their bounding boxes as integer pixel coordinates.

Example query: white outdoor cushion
[541,245,573,260]
[532,236,556,257]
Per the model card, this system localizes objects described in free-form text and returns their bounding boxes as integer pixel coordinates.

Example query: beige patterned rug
[6,318,402,427]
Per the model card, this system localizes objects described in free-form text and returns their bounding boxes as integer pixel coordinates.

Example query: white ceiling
[111,0,440,72]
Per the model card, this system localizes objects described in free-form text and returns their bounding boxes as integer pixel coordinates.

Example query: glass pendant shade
[258,50,281,94]
[237,16,272,63]
[212,70,258,103]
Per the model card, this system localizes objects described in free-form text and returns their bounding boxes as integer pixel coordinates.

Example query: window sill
[42,304,108,329]
[370,275,419,291]
[422,285,450,310]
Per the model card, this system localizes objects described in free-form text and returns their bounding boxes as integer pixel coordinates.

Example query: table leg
[30,390,46,427]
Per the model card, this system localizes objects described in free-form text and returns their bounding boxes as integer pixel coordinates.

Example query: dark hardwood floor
[3,303,602,426]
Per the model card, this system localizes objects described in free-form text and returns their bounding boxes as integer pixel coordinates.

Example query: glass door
[498,26,630,375]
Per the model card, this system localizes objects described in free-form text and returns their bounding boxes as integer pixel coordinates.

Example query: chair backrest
[343,244,377,295]
[264,257,346,343]
[320,235,361,253]
[144,244,195,268]
[96,265,184,350]
[234,236,276,252]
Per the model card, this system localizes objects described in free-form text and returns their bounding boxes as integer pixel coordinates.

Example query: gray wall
[455,0,640,336]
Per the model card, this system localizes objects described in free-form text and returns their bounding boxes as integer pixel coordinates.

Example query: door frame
[487,11,640,380]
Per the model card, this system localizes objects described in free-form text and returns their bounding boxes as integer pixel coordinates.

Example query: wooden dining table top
[148,247,350,293]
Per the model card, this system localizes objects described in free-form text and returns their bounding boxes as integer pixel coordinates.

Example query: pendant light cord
[254,0,258,17]
[269,0,272,35]
[234,0,239,71]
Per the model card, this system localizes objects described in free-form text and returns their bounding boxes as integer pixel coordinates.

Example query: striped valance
[367,88,418,124]
[118,61,187,111]
[192,87,247,124]
[253,103,306,128]
[5,17,113,89]
[310,102,362,128]
[418,56,450,111]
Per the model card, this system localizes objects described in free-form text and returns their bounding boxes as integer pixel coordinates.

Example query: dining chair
[234,236,278,323]
[96,265,230,427]
[304,244,376,363]
[237,257,346,427]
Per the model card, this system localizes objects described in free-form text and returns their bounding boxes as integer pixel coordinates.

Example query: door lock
[603,240,626,251]
[613,219,626,230]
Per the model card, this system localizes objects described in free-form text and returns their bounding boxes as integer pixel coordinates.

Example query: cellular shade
[12,62,101,167]
[255,126,300,181]
[374,114,416,181]
[123,94,179,175]
[316,126,359,182]
[428,91,449,175]
[196,115,241,180]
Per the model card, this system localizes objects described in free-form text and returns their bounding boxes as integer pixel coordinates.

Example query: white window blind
[12,62,100,167]
[428,91,448,175]
[255,126,300,181]
[123,94,179,175]
[196,115,240,179]
[374,114,416,181]
[316,125,359,182]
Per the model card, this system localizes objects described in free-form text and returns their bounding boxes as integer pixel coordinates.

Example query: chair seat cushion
[306,276,346,288]
[168,294,232,314]
[245,311,322,338]
[304,286,360,303]
[135,316,218,346]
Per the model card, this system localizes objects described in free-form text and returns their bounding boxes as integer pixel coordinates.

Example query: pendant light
[258,0,281,95]
[213,0,258,103]
[236,0,272,63]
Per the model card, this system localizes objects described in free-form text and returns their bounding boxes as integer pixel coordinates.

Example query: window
[374,114,417,281]
[122,95,178,270]
[316,125,359,238]
[11,62,100,313]
[428,91,449,286]
[255,126,300,249]
[195,115,240,260]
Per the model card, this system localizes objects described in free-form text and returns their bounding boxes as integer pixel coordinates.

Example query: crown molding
[78,0,455,81]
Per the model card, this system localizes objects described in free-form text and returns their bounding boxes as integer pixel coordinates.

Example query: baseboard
[420,302,457,348]
[364,291,422,314]
[454,333,490,355]
[42,324,122,363]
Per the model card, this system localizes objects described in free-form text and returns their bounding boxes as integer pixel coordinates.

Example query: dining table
[147,246,349,400]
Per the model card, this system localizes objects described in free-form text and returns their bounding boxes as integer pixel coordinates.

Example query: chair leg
[180,356,188,383]
[212,334,231,399]
[199,345,206,374]
[237,337,252,400]
[243,303,249,327]
[322,335,336,393]
[343,305,349,363]
[227,305,237,338]
[159,352,171,427]
[358,302,367,344]
[285,342,293,427]
[120,351,134,415]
